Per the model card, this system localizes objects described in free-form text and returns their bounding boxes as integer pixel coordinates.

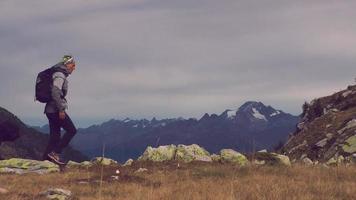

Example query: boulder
[175,144,212,163]
[0,187,9,194]
[0,158,59,174]
[211,154,221,162]
[66,160,93,168]
[302,157,314,166]
[39,188,72,200]
[138,145,177,162]
[315,138,328,148]
[220,149,248,166]
[342,135,356,154]
[135,168,148,173]
[255,152,291,166]
[326,155,345,166]
[91,157,118,166]
[123,159,134,166]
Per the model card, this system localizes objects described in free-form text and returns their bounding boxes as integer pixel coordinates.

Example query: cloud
[0,0,355,127]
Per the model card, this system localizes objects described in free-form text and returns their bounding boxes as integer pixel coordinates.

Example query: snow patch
[227,109,237,118]
[252,108,267,121]
[270,110,281,117]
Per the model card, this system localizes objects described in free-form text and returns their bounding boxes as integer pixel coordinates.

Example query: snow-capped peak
[252,108,267,121]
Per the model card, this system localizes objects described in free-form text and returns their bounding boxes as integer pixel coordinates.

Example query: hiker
[0,119,20,159]
[42,55,77,165]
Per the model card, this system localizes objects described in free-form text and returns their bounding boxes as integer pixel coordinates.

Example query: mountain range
[70,101,300,162]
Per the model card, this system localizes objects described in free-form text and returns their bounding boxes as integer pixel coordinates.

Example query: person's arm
[51,72,68,116]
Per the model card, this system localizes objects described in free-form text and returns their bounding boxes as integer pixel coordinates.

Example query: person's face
[66,62,76,73]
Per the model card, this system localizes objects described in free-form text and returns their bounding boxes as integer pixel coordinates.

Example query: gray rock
[337,119,356,134]
[302,157,313,166]
[135,168,148,173]
[220,149,248,166]
[211,154,221,162]
[342,90,352,97]
[0,187,9,194]
[175,144,211,163]
[255,152,291,166]
[138,145,177,162]
[0,158,59,174]
[39,188,72,200]
[91,157,118,166]
[123,159,134,166]
[315,138,328,147]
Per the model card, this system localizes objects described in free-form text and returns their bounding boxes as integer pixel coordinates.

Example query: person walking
[42,55,77,165]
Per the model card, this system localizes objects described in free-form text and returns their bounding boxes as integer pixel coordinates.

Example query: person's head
[62,55,76,73]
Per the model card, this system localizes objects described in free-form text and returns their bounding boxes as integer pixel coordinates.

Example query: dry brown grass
[0,162,355,200]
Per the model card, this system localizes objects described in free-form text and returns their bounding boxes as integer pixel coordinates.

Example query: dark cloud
[0,0,355,127]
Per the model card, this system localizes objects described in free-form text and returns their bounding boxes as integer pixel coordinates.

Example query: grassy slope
[0,162,355,200]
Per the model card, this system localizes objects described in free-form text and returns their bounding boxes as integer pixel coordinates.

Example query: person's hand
[59,111,66,120]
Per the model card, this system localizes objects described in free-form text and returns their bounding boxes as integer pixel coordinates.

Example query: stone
[315,138,328,147]
[0,187,9,194]
[253,160,266,165]
[39,188,72,200]
[342,90,352,98]
[175,144,211,163]
[326,133,333,139]
[300,154,307,159]
[337,119,356,134]
[258,149,267,153]
[255,152,291,166]
[342,135,356,154]
[220,149,248,166]
[0,158,59,174]
[326,155,345,166]
[135,168,148,173]
[302,157,313,166]
[211,154,221,162]
[123,159,133,166]
[138,145,177,162]
[91,157,118,166]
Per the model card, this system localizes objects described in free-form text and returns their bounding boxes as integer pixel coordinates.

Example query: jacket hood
[54,63,71,76]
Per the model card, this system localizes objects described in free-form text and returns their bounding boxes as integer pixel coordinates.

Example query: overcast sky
[1,0,355,128]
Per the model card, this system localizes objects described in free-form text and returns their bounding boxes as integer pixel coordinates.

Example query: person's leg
[43,113,61,160]
[55,113,77,154]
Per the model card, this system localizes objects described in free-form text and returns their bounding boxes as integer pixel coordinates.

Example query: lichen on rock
[175,144,211,163]
[220,149,248,166]
[138,145,177,162]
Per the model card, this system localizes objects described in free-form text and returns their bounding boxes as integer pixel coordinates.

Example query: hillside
[283,84,356,162]
[0,107,87,162]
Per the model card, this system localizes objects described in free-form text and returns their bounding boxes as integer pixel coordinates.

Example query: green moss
[220,149,248,166]
[175,144,211,163]
[342,135,356,154]
[139,145,177,162]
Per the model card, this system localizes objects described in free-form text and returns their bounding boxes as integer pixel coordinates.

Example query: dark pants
[43,112,77,160]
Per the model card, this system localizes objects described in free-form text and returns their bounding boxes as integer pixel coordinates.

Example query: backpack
[35,66,65,103]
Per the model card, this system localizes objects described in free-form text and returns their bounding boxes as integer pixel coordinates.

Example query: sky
[0,0,355,128]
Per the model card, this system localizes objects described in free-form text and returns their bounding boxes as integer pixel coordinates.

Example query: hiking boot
[47,151,66,165]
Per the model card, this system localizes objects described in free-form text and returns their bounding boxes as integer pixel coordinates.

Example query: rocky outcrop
[0,158,59,174]
[283,84,356,163]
